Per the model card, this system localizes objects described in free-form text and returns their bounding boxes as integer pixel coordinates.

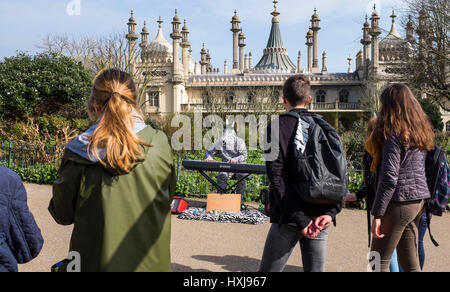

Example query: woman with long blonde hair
[49,69,176,272]
[368,83,434,272]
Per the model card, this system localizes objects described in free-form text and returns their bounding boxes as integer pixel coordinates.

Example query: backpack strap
[426,211,440,247]
[367,208,372,248]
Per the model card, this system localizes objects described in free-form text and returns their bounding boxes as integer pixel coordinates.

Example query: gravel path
[19,183,450,272]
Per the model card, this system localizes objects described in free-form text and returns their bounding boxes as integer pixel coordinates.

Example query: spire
[388,9,401,38]
[347,55,353,73]
[266,1,284,48]
[154,17,169,43]
[254,0,296,73]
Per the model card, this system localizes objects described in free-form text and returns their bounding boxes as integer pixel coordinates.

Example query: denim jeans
[418,213,429,270]
[259,223,329,272]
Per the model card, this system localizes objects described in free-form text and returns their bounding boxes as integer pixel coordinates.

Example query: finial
[234,9,237,16]
[391,9,397,23]
[175,8,178,15]
[157,16,163,27]
[271,0,280,18]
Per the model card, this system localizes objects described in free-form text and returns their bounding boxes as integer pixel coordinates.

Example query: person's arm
[233,138,248,163]
[48,153,83,226]
[204,140,221,160]
[371,136,402,218]
[9,175,44,264]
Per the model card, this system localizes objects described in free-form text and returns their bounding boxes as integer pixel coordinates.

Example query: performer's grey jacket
[204,129,248,163]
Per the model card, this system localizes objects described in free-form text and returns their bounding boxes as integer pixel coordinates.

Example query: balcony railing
[181,102,363,112]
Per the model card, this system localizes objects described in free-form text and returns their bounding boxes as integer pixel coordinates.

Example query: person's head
[282,75,312,111]
[87,68,150,174]
[372,83,434,151]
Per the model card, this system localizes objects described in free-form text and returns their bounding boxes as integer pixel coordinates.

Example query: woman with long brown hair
[368,83,434,272]
[49,68,176,272]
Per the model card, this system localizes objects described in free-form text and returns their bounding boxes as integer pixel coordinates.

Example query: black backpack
[423,146,450,247]
[286,111,348,205]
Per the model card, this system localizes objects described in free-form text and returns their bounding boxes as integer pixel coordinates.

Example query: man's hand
[313,215,333,231]
[371,217,385,239]
[205,157,214,162]
[228,159,238,164]
[301,221,320,239]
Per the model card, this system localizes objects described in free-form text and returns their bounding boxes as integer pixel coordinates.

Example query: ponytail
[87,69,150,174]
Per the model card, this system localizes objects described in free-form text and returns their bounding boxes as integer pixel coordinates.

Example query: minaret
[360,15,371,79]
[369,5,381,78]
[206,49,212,74]
[238,30,246,73]
[140,21,149,50]
[248,52,253,70]
[170,9,182,113]
[231,10,241,74]
[297,51,302,73]
[406,15,416,44]
[321,51,328,74]
[417,5,427,57]
[306,28,313,73]
[181,20,190,78]
[126,9,139,75]
[224,60,228,74]
[200,44,207,74]
[244,53,249,73]
[347,55,353,73]
[310,9,321,73]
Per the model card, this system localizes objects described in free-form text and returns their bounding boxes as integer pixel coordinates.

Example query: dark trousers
[216,172,247,202]
[259,223,329,272]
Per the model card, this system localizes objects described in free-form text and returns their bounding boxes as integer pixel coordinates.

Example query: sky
[0,0,408,73]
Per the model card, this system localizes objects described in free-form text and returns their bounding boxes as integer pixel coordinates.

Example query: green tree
[0,52,92,120]
[419,98,444,131]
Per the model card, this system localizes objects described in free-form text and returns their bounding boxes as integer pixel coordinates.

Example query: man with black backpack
[259,75,346,272]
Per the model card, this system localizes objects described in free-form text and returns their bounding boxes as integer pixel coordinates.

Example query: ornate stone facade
[126,1,433,128]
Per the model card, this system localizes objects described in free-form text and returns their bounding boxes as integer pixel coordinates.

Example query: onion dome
[142,17,173,63]
[379,10,413,61]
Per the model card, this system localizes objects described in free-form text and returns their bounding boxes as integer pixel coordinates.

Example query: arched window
[316,90,326,103]
[339,89,350,103]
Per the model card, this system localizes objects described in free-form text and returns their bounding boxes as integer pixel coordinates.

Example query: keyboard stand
[198,170,251,194]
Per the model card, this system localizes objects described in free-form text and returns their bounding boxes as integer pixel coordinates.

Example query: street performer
[204,122,248,204]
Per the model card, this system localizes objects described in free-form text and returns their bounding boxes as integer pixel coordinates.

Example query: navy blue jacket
[0,167,43,272]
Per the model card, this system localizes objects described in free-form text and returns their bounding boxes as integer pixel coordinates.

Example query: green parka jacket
[49,126,176,272]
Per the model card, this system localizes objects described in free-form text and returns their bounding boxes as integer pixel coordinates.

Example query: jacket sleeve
[235,138,248,163]
[371,136,402,217]
[48,156,83,226]
[265,122,311,231]
[9,176,44,264]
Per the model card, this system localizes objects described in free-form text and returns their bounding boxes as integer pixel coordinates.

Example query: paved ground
[19,183,450,272]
